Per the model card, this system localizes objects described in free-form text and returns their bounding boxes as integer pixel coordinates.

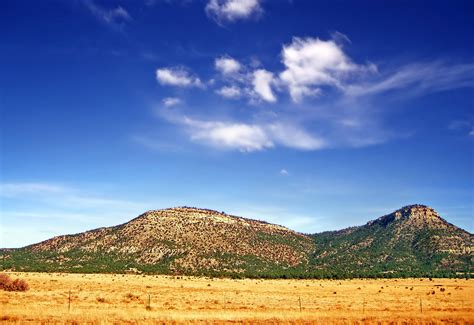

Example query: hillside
[310,205,473,277]
[0,205,472,278]
[0,207,313,277]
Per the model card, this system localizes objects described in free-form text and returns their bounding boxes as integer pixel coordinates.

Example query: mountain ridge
[1,204,472,278]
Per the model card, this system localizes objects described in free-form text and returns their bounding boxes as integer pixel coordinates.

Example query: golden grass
[0,272,473,324]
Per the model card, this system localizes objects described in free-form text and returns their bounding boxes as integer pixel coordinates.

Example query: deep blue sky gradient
[1,0,473,247]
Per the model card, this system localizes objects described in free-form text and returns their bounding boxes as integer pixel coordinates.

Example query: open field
[0,272,473,324]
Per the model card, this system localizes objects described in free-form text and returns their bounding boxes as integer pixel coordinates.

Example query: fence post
[420,298,422,313]
[298,296,302,312]
[68,290,71,312]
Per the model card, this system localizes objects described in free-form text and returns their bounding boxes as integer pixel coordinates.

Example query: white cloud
[280,169,289,176]
[156,67,203,87]
[268,123,326,150]
[448,120,470,131]
[330,31,352,45]
[216,86,241,99]
[215,56,242,75]
[206,0,262,23]
[0,182,153,247]
[0,182,65,197]
[153,34,474,152]
[84,0,131,27]
[162,97,182,107]
[448,120,474,137]
[252,69,276,102]
[279,37,372,102]
[183,117,273,152]
[213,56,278,103]
[0,182,143,210]
[344,62,474,97]
[178,116,325,152]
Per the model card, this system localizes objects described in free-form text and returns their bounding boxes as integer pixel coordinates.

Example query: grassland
[0,272,473,324]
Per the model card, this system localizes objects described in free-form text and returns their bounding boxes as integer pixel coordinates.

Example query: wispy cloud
[183,117,273,152]
[156,67,203,88]
[162,97,182,107]
[170,115,325,152]
[206,0,262,24]
[267,123,326,150]
[0,182,144,210]
[448,119,474,137]
[84,0,131,28]
[344,61,474,98]
[1,182,153,247]
[0,182,64,197]
[216,85,242,99]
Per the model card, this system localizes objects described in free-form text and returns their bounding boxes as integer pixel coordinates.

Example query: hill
[310,205,473,278]
[0,205,472,278]
[0,207,313,277]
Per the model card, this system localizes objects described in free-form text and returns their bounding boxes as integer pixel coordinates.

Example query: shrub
[0,274,12,290]
[10,279,29,292]
[0,274,29,292]
[125,292,140,301]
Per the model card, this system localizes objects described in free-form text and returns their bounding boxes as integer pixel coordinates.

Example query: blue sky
[1,0,473,247]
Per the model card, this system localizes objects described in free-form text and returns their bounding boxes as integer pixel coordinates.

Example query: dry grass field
[0,272,473,324]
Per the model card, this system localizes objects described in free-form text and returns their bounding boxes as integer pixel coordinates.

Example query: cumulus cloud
[162,97,182,107]
[252,69,276,102]
[280,169,289,176]
[279,37,373,102]
[206,0,262,23]
[156,67,203,87]
[216,85,241,99]
[84,0,131,27]
[153,34,474,152]
[215,56,242,75]
[214,55,278,103]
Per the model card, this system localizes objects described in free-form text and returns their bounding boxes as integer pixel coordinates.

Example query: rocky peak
[370,204,446,228]
[394,204,440,220]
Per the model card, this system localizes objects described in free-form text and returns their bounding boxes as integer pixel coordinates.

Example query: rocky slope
[310,205,473,277]
[0,207,313,276]
[0,205,472,278]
